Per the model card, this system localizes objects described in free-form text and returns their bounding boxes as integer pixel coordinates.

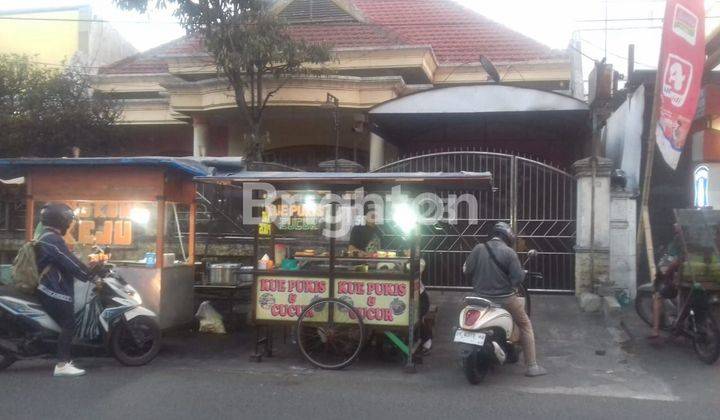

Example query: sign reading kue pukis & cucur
[255,276,330,322]
[334,279,414,327]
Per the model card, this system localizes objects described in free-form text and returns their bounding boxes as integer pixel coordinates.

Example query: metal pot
[209,264,254,286]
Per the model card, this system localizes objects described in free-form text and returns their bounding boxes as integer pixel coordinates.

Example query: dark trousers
[37,293,74,363]
[419,291,433,343]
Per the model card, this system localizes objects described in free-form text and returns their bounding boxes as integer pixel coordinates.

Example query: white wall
[610,191,637,298]
[603,85,645,193]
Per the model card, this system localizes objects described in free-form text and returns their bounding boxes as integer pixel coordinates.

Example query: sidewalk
[425,292,679,401]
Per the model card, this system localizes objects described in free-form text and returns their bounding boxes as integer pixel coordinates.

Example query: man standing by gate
[463,222,548,377]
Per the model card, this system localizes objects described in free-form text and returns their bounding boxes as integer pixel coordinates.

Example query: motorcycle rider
[35,203,95,377]
[463,222,548,377]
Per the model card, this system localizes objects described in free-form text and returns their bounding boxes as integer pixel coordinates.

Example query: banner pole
[638,43,664,286]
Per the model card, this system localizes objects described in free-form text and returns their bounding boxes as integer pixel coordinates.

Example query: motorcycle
[454,249,539,384]
[0,247,161,370]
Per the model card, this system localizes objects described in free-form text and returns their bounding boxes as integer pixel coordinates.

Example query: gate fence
[374,151,576,293]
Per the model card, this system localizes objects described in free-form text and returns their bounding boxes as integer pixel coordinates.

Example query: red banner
[655,0,705,169]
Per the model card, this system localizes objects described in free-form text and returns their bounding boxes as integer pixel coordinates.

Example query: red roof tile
[100,0,564,75]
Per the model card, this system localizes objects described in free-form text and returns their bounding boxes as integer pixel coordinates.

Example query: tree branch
[259,76,291,115]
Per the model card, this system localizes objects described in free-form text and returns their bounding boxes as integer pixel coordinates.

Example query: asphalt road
[1,294,719,420]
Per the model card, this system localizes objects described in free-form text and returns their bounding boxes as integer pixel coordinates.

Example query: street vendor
[347,207,382,257]
[395,238,432,354]
[409,242,432,354]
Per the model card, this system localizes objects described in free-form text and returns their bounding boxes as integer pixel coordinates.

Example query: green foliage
[0,55,121,157]
[115,0,333,161]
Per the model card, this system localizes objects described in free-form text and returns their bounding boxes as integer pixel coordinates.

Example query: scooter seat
[463,296,501,308]
[0,285,41,305]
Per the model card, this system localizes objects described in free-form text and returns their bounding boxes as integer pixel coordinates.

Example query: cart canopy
[195,171,493,190]
[0,157,217,180]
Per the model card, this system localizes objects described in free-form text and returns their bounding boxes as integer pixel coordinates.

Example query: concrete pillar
[369,132,385,171]
[610,189,637,298]
[572,157,613,296]
[193,116,209,157]
[227,121,244,157]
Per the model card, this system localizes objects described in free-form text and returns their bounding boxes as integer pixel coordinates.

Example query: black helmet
[40,203,76,235]
[492,222,515,246]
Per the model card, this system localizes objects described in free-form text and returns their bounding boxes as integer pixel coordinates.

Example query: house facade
[95,0,587,171]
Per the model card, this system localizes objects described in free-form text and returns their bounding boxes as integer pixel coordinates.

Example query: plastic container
[145,252,157,267]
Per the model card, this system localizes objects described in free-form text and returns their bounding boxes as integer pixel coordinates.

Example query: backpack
[11,234,51,294]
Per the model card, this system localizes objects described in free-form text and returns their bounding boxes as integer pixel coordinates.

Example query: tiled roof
[99,0,564,75]
[354,0,563,63]
[99,36,196,75]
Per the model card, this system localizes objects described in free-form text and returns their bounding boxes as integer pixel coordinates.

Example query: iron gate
[374,151,576,293]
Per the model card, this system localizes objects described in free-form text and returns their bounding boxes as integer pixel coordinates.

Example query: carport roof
[369,85,588,115]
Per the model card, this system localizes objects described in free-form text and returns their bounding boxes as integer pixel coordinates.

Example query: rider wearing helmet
[35,203,94,377]
[463,222,547,377]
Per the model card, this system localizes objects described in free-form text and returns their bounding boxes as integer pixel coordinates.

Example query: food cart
[675,208,720,294]
[0,157,211,329]
[195,171,493,371]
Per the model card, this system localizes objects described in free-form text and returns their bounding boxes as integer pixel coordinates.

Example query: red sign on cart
[654,0,705,169]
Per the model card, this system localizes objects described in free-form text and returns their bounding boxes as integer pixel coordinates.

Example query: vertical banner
[655,0,705,169]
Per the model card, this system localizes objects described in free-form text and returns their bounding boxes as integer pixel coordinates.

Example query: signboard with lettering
[272,199,325,233]
[334,279,414,326]
[46,201,155,248]
[255,276,330,322]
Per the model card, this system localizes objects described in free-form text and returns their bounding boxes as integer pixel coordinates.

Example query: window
[694,165,710,208]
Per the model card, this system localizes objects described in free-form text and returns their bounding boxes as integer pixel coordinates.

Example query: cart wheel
[297,298,365,370]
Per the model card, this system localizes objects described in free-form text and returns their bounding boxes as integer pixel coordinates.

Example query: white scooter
[0,248,161,370]
[454,250,539,384]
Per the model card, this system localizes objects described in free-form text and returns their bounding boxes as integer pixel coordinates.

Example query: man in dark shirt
[348,209,382,256]
[464,222,547,377]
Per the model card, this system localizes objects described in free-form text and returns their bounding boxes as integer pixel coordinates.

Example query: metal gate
[374,151,576,293]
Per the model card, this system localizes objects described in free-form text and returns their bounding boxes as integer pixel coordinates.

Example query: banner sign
[255,276,330,321]
[655,0,705,169]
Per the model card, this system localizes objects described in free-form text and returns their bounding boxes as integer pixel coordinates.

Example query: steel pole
[334,107,340,172]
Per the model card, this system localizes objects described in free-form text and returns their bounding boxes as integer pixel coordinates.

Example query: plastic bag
[195,301,226,334]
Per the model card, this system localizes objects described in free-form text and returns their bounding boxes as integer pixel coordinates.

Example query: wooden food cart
[195,171,493,371]
[0,157,210,329]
